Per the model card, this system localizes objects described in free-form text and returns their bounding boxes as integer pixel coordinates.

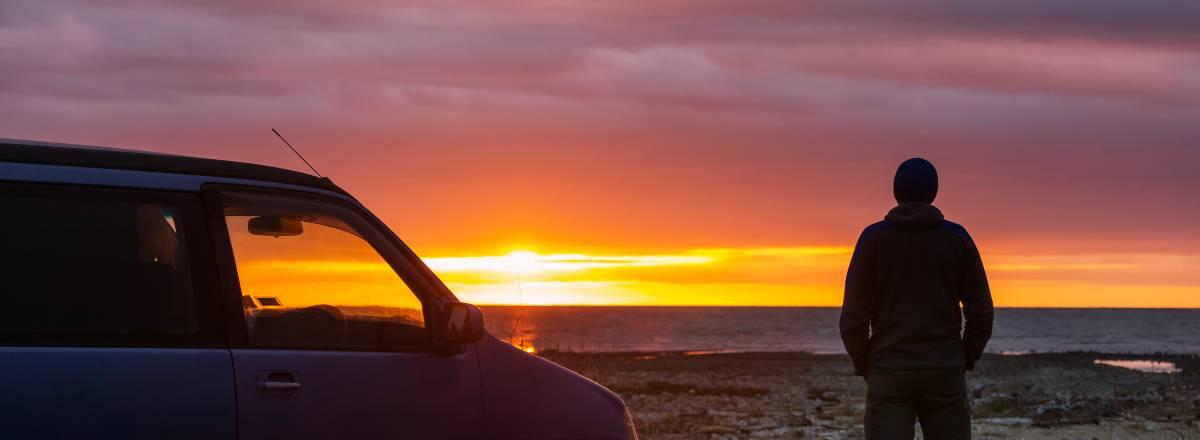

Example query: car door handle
[261,381,302,390]
[258,371,302,398]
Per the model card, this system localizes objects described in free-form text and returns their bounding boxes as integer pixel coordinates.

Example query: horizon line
[473,304,1200,310]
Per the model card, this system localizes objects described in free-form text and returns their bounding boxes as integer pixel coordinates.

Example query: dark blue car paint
[0,141,632,439]
[0,347,237,438]
[232,348,483,439]
[476,335,627,439]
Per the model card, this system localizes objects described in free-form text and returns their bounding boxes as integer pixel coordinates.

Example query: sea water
[480,306,1200,354]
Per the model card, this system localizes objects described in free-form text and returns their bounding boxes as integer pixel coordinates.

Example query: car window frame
[0,181,227,348]
[203,183,449,353]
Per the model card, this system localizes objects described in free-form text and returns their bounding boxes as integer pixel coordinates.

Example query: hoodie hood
[894,158,938,204]
[886,203,945,228]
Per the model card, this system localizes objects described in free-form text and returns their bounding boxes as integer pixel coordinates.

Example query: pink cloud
[1,0,1198,257]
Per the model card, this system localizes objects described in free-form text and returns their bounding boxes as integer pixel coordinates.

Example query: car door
[206,186,482,439]
[0,182,235,438]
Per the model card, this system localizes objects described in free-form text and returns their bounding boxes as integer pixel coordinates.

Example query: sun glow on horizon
[419,247,1200,308]
[420,246,852,306]
[423,249,717,275]
[234,244,1200,308]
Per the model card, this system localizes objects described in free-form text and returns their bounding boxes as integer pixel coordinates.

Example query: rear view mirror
[441,302,484,344]
[248,216,303,237]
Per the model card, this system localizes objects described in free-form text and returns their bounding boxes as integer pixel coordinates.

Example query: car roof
[0,138,348,195]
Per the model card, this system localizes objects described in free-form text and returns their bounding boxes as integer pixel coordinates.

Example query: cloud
[1,0,1198,261]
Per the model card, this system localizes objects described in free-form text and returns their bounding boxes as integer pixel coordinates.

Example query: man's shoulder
[857,220,894,243]
[936,219,975,243]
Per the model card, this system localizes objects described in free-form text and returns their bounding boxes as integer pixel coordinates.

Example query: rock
[971,383,988,399]
[697,425,738,434]
[748,426,790,437]
[794,414,814,426]
[1032,402,1071,427]
[977,417,1032,426]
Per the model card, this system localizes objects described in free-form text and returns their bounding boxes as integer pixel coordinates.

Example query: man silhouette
[840,158,993,440]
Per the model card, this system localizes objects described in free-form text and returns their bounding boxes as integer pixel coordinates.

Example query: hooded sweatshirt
[840,159,993,375]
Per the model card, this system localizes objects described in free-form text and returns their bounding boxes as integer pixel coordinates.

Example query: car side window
[0,183,216,346]
[219,191,428,351]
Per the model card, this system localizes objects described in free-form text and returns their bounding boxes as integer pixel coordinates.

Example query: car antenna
[271,128,323,178]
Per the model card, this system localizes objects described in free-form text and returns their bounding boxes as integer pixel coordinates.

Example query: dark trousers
[865,368,971,440]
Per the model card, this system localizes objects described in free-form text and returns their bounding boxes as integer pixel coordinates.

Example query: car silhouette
[0,138,637,439]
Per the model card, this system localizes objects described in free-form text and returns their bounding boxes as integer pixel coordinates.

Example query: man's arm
[840,227,876,377]
[961,231,993,371]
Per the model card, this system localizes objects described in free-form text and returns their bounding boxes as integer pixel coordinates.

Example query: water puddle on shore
[1093,359,1182,374]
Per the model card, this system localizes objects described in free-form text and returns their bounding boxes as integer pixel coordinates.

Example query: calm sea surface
[479,306,1200,354]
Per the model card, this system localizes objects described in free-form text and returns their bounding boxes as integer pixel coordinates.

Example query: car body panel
[476,335,628,439]
[0,160,352,202]
[231,348,483,439]
[0,347,236,439]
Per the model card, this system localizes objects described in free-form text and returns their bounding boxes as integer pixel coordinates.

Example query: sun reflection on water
[499,307,539,355]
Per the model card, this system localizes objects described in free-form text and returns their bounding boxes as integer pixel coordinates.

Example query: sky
[2,0,1199,307]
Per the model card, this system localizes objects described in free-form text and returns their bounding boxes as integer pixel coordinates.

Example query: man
[840,158,993,440]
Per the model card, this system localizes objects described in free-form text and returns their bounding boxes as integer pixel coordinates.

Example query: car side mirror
[441,302,485,344]
[248,216,304,237]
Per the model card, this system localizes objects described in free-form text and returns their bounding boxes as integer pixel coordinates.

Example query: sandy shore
[540,351,1200,439]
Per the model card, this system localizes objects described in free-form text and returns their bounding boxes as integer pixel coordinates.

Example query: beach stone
[794,414,815,426]
[977,417,1032,426]
[970,383,987,399]
[1032,402,1070,426]
[697,425,738,434]
[748,426,790,437]
[537,351,1200,439]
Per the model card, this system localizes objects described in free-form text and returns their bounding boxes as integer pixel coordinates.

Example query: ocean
[479,306,1200,354]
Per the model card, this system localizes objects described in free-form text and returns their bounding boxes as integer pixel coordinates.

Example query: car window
[0,185,202,343]
[221,192,428,351]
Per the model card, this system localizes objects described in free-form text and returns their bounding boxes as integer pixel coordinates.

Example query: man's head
[894,158,938,204]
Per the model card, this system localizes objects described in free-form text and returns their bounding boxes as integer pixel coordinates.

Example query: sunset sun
[497,250,542,275]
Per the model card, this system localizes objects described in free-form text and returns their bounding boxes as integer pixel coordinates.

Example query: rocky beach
[541,351,1200,439]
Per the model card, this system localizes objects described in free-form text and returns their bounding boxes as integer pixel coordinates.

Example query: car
[0,138,638,440]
